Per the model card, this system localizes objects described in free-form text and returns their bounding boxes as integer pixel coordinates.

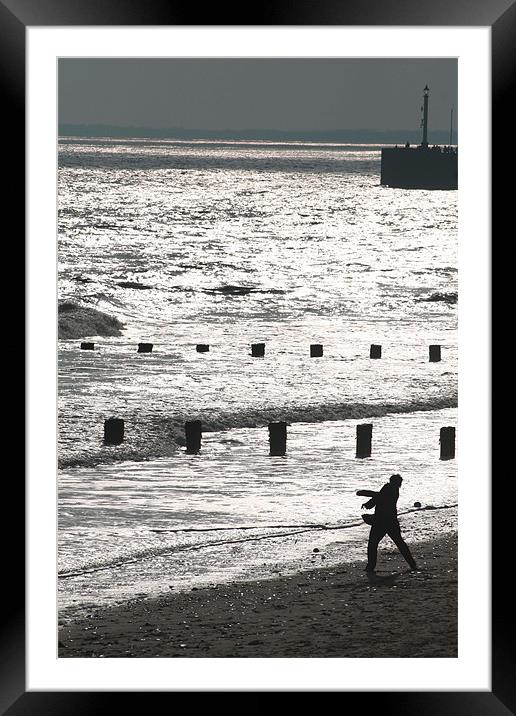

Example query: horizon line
[58,124,458,142]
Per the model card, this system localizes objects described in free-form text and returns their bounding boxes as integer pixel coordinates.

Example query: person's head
[389,474,403,487]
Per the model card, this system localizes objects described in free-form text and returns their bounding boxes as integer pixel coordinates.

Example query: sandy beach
[58,531,457,658]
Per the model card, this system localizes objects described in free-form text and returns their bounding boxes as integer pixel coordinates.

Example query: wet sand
[58,531,457,658]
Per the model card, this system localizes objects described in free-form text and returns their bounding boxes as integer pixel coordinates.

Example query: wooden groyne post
[80,342,95,350]
[429,345,442,362]
[440,426,455,459]
[269,421,287,456]
[370,344,382,359]
[356,423,373,458]
[138,343,153,353]
[196,344,209,353]
[185,420,202,454]
[104,418,124,445]
[310,344,323,357]
[251,343,265,357]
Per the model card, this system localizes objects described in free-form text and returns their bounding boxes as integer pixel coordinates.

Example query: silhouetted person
[357,474,418,573]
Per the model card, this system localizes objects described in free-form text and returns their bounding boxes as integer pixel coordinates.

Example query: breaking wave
[203,284,287,296]
[58,301,125,339]
[59,393,457,469]
[58,502,458,579]
[418,291,458,305]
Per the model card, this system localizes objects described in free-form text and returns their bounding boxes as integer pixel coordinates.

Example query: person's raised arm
[356,490,377,497]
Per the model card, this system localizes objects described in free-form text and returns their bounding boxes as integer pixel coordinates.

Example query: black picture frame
[9,0,507,710]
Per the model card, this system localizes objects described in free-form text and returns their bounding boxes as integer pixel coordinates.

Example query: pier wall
[381,147,457,190]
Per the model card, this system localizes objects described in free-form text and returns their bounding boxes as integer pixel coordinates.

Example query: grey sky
[59,58,457,132]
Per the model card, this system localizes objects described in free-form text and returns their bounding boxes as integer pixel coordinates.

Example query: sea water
[58,139,457,620]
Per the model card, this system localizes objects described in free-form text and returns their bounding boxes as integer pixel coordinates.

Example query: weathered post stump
[310,344,323,357]
[440,426,455,459]
[269,422,287,456]
[356,423,373,458]
[370,344,382,359]
[138,343,153,353]
[429,345,442,362]
[104,418,124,445]
[185,420,202,454]
[251,343,265,357]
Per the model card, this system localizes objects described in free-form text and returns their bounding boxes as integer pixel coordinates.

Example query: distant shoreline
[58,125,458,145]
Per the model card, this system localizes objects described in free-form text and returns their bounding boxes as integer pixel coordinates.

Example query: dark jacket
[363,483,400,525]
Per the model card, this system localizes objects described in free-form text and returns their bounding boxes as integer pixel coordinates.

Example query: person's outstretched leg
[387,524,418,570]
[366,525,385,571]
